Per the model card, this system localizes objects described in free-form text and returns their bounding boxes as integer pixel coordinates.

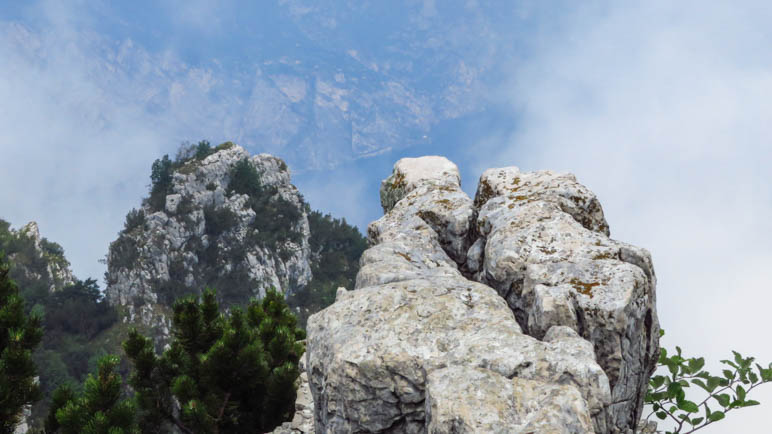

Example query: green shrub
[194,140,213,160]
[227,158,303,254]
[40,238,65,259]
[108,235,139,270]
[0,254,43,432]
[45,355,137,434]
[124,288,305,433]
[44,279,118,340]
[156,258,195,306]
[215,141,235,151]
[148,155,173,212]
[287,211,367,327]
[227,158,264,197]
[123,208,146,233]
[203,205,238,237]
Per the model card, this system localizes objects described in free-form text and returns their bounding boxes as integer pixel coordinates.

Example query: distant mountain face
[233,0,513,169]
[103,142,367,335]
[104,143,313,339]
[3,0,532,173]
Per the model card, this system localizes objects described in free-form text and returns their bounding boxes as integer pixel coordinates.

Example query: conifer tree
[123,288,305,433]
[45,355,137,434]
[0,254,42,433]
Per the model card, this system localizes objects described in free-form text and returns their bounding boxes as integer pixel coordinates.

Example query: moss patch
[474,178,496,208]
[569,278,600,298]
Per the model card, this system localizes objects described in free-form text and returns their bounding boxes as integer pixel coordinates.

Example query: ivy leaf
[742,400,760,407]
[749,371,759,383]
[714,394,731,408]
[678,400,699,413]
[707,376,722,392]
[690,416,704,426]
[667,382,682,399]
[651,375,666,389]
[691,378,709,392]
[737,385,746,402]
[656,411,667,420]
[708,411,725,422]
[688,358,705,374]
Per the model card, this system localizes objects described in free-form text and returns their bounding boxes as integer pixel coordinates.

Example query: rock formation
[3,221,75,293]
[304,156,659,433]
[104,143,312,343]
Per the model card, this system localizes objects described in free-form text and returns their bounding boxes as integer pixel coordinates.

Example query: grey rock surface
[426,366,594,433]
[305,156,659,433]
[473,167,659,432]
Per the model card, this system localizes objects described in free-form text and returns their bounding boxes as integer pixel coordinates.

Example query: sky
[1,1,771,432]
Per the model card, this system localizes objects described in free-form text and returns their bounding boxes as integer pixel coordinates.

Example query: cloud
[478,1,772,431]
[0,5,238,282]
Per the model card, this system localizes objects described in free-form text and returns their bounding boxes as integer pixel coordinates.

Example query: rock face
[104,144,312,342]
[9,221,75,293]
[305,157,659,433]
[472,167,659,430]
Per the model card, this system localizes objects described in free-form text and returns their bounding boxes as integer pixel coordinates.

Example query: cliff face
[0,220,74,294]
[304,157,659,433]
[104,144,312,340]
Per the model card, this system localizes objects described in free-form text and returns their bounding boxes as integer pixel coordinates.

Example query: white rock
[474,168,659,432]
[307,157,613,433]
[305,156,659,433]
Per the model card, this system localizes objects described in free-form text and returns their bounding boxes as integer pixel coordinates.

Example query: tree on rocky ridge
[44,355,137,434]
[123,288,305,433]
[0,253,43,433]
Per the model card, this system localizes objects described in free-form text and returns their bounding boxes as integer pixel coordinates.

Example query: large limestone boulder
[307,157,620,433]
[305,156,659,433]
[473,168,659,431]
[426,366,594,433]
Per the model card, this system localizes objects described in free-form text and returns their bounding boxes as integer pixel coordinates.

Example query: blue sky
[2,1,772,431]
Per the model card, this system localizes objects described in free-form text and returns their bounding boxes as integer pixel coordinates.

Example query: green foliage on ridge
[32,278,121,428]
[0,253,43,433]
[0,219,70,310]
[288,210,367,327]
[45,355,137,434]
[0,219,126,429]
[228,157,304,256]
[123,289,304,433]
[148,155,173,212]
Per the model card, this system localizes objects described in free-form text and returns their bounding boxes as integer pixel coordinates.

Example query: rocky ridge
[302,156,659,433]
[104,144,312,342]
[4,221,74,293]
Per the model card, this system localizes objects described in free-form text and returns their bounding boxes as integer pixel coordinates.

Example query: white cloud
[479,1,772,431]
[0,7,236,282]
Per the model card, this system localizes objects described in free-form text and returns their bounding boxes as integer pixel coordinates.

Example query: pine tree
[45,355,137,434]
[123,288,305,433]
[0,253,43,433]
